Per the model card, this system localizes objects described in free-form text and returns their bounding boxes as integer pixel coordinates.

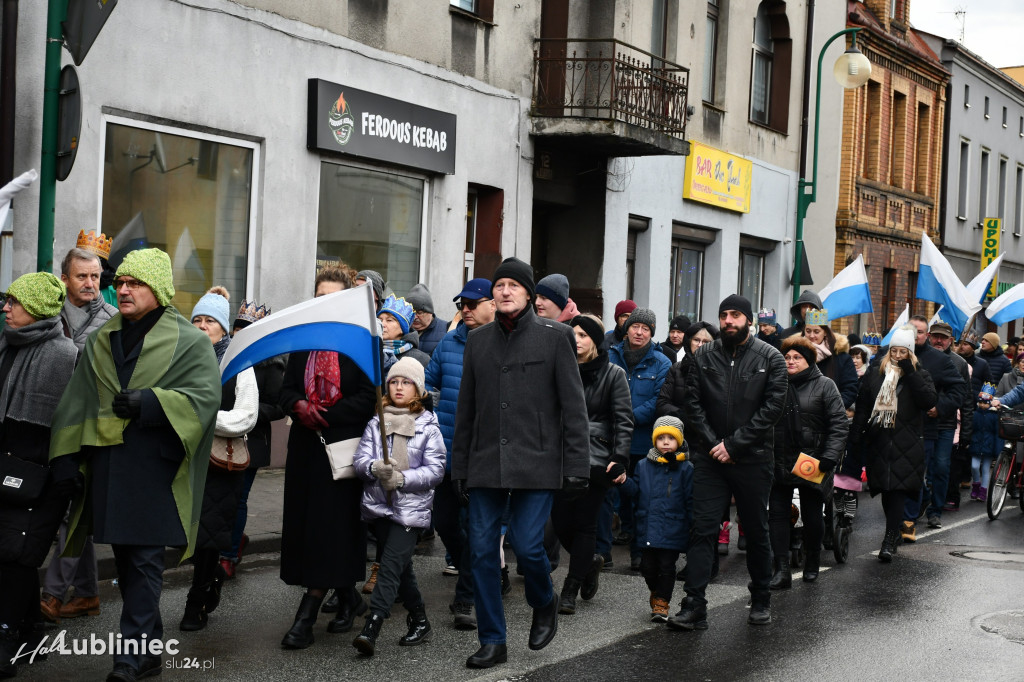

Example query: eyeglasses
[3,295,18,308]
[456,298,491,311]
[388,378,416,388]
[113,278,145,291]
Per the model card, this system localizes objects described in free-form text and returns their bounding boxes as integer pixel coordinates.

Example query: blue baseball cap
[454,278,492,301]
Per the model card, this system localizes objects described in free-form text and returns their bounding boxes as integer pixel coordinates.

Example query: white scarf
[812,340,832,363]
[869,363,902,428]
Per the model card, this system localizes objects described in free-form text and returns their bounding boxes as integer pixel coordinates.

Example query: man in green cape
[49,248,220,682]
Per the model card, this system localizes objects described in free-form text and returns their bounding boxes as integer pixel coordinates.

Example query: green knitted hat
[115,248,175,306]
[6,272,66,320]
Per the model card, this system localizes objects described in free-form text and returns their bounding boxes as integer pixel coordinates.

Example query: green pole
[792,27,863,305]
[37,0,67,273]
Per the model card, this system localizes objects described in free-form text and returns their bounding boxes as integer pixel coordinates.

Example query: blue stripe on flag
[989,298,1024,326]
[821,284,873,320]
[918,264,969,333]
[220,322,380,385]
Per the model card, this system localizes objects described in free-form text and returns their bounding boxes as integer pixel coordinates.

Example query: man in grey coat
[452,257,590,670]
[59,247,118,352]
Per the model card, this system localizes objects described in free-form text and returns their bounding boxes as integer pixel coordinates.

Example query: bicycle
[988,405,1024,520]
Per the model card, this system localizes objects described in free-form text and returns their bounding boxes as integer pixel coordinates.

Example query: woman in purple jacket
[351,357,446,656]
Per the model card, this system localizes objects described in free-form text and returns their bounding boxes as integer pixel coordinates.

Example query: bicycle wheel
[987,452,1014,520]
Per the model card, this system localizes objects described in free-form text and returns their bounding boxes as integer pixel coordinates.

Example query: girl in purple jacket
[351,357,446,657]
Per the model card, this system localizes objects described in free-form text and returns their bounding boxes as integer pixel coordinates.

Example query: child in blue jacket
[618,415,693,623]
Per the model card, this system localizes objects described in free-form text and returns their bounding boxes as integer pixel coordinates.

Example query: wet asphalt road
[16,494,1024,681]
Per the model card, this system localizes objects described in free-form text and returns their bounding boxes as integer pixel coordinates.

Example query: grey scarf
[0,316,77,427]
[623,342,650,370]
[382,405,417,471]
[62,297,115,349]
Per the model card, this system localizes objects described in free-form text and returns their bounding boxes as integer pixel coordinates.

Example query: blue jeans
[904,430,954,521]
[469,488,554,645]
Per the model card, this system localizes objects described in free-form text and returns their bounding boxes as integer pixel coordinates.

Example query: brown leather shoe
[40,594,62,623]
[59,596,100,619]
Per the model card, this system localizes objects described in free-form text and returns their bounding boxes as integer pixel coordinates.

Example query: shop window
[748,1,791,132]
[703,0,719,103]
[317,161,424,296]
[956,139,970,220]
[99,119,256,314]
[739,249,764,310]
[979,148,990,223]
[670,238,704,322]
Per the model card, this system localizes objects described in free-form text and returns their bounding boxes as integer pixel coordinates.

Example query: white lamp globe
[834,47,872,88]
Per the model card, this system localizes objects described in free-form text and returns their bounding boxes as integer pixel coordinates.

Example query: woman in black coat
[0,273,78,676]
[278,266,377,649]
[655,321,718,420]
[769,336,848,588]
[551,315,634,614]
[800,317,859,410]
[849,327,937,563]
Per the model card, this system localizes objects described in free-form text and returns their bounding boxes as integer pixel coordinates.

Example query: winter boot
[352,613,385,656]
[666,597,708,631]
[0,624,19,678]
[558,577,581,615]
[206,562,226,614]
[281,592,324,649]
[717,521,730,555]
[649,594,670,623]
[327,586,367,633]
[970,482,981,500]
[748,596,771,625]
[978,486,988,502]
[580,555,603,601]
[901,520,916,543]
[321,589,339,613]
[803,551,821,582]
[737,524,747,551]
[179,586,209,631]
[878,528,900,562]
[398,605,431,646]
[769,557,792,590]
[362,563,380,594]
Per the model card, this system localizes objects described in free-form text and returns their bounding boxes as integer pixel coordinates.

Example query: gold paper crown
[236,300,270,324]
[861,332,882,345]
[981,381,998,395]
[76,230,113,260]
[805,308,830,326]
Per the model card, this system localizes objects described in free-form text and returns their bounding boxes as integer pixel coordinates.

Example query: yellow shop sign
[683,141,752,213]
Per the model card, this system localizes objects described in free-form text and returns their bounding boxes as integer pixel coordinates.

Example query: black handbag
[0,451,49,504]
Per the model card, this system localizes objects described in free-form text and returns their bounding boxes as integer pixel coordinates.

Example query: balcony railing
[532,38,689,139]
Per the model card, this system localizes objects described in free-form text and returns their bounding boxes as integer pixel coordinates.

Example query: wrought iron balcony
[531,38,690,156]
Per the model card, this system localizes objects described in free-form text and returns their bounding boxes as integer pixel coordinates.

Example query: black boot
[580,555,603,601]
[281,592,324,649]
[352,613,385,656]
[878,528,899,563]
[748,596,771,625]
[398,605,431,646]
[179,586,209,631]
[666,597,707,631]
[327,587,367,633]
[500,566,511,597]
[206,561,226,614]
[803,551,821,582]
[528,595,559,650]
[558,577,581,615]
[321,589,340,613]
[0,624,19,679]
[768,558,792,590]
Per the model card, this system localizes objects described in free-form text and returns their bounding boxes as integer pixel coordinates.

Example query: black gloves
[112,389,144,420]
[607,462,626,481]
[897,358,916,374]
[562,476,589,500]
[818,458,836,474]
[453,479,470,507]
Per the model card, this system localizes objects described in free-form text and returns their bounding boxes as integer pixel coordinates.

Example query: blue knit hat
[191,287,231,335]
[379,294,414,334]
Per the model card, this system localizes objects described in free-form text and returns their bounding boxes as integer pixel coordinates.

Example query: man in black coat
[900,317,965,537]
[670,295,787,631]
[452,257,590,669]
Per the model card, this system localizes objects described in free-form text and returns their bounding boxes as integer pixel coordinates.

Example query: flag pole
[374,338,393,505]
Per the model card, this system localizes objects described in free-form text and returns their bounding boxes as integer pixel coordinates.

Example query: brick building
[832,0,950,335]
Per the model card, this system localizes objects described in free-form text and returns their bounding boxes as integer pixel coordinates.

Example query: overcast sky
[910,1,1024,68]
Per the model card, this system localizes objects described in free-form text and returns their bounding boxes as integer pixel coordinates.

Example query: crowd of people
[0,231,1018,679]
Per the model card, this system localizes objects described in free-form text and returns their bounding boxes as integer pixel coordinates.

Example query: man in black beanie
[452,256,590,669]
[669,294,786,631]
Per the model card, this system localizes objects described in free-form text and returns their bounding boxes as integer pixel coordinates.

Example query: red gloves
[293,400,329,430]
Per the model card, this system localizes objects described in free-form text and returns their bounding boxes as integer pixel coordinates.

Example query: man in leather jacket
[669,295,787,631]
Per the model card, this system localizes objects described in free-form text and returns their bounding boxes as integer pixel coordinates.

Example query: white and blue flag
[985,282,1024,326]
[881,304,910,346]
[917,231,981,336]
[818,254,873,320]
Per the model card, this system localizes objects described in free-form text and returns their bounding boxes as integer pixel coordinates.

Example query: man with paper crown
[48,248,221,682]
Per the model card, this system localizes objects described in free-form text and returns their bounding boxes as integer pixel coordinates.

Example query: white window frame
[96,113,262,300]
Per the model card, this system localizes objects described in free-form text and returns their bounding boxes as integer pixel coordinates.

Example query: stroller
[789,451,860,566]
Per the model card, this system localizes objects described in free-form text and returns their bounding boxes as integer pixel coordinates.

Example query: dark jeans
[111,545,165,670]
[595,488,615,559]
[641,548,679,602]
[368,518,423,618]
[905,430,953,520]
[769,483,825,559]
[946,443,972,504]
[683,456,773,608]
[225,465,259,559]
[432,472,474,604]
[551,472,608,580]
[469,488,554,646]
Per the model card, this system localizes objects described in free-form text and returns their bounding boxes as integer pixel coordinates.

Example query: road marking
[852,508,990,561]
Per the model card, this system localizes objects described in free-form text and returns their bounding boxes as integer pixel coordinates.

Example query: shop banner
[981,218,1001,300]
[307,78,456,175]
[682,141,752,213]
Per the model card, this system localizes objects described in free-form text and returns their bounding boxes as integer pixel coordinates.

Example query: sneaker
[927,515,942,529]
[649,595,670,623]
[718,521,730,555]
[943,500,959,512]
[442,564,459,576]
[219,557,236,580]
[450,601,477,630]
[900,520,916,543]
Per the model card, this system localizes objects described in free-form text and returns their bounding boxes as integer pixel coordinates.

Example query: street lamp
[792,28,872,304]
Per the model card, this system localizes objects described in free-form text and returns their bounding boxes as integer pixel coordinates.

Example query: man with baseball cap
[929,321,974,512]
[424,278,495,630]
[452,258,589,669]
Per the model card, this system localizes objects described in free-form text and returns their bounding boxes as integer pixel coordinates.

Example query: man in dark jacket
[980,332,1011,385]
[670,294,787,631]
[407,283,449,356]
[452,257,589,669]
[424,277,494,630]
[901,316,965,536]
[778,289,821,339]
[930,322,974,511]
